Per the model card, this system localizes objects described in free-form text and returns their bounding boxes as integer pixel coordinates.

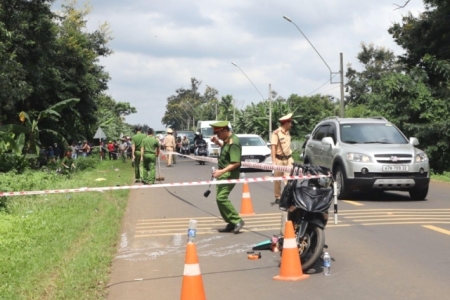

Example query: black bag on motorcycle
[292,184,333,212]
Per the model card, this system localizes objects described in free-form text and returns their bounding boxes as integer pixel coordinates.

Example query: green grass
[0,159,134,299]
[430,171,450,183]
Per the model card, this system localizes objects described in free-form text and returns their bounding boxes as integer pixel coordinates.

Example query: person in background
[81,140,90,157]
[140,128,160,185]
[119,137,128,162]
[126,137,132,159]
[271,113,294,205]
[132,126,147,183]
[176,136,182,157]
[181,135,190,155]
[163,128,176,167]
[53,143,61,160]
[77,141,83,157]
[47,146,55,162]
[107,140,115,160]
[70,142,78,159]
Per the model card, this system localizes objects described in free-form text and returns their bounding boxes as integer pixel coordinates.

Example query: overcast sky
[52,0,424,130]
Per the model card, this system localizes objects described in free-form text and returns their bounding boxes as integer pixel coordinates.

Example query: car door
[321,123,337,168]
[308,124,329,166]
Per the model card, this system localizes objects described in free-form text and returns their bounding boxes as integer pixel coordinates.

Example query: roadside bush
[74,156,100,171]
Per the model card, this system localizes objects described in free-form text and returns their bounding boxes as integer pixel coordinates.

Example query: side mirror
[321,137,334,148]
[409,137,419,146]
[305,134,311,140]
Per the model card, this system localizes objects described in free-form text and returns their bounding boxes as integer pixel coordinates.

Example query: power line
[321,85,340,94]
[307,73,338,96]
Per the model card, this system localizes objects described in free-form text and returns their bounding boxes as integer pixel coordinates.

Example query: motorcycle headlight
[415,152,428,162]
[347,153,371,163]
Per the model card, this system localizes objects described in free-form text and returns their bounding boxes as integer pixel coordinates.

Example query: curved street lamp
[231,62,272,141]
[283,15,345,118]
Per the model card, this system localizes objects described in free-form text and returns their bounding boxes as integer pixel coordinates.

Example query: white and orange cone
[273,220,310,281]
[180,242,206,300]
[239,182,255,216]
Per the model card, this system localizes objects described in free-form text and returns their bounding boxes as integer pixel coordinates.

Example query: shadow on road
[346,190,426,203]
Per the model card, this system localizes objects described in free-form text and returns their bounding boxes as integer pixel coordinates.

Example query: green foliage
[0,160,131,298]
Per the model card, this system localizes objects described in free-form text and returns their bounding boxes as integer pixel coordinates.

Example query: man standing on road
[132,126,146,183]
[210,121,245,234]
[119,137,128,163]
[271,113,294,205]
[140,128,160,185]
[164,128,176,167]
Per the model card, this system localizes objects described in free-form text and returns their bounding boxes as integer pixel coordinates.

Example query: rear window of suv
[340,123,408,144]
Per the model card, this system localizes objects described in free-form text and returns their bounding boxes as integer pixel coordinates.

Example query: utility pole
[233,97,236,125]
[269,83,272,142]
[215,101,218,121]
[340,53,345,118]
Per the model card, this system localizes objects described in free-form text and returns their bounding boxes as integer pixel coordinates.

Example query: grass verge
[0,159,134,299]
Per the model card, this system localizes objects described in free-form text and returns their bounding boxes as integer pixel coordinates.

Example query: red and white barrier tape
[161,151,294,173]
[0,174,329,197]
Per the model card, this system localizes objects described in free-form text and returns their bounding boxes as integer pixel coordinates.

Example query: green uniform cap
[210,121,229,130]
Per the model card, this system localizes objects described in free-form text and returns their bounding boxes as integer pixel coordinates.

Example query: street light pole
[283,15,345,117]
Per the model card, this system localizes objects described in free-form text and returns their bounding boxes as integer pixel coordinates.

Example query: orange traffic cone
[273,220,310,281]
[180,242,206,300]
[240,182,255,216]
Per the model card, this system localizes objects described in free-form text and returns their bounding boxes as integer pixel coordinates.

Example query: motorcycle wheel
[298,226,325,271]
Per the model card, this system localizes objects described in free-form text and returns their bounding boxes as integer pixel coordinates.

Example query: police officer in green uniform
[140,128,160,185]
[210,121,245,233]
[132,126,146,183]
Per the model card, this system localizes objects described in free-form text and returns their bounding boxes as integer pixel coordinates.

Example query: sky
[52,0,425,130]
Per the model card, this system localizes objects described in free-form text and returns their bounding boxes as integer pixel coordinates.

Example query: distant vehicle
[303,116,430,200]
[196,121,232,157]
[176,131,195,153]
[236,134,272,170]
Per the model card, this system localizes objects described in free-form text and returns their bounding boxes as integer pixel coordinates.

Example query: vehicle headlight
[347,153,371,163]
[415,152,428,162]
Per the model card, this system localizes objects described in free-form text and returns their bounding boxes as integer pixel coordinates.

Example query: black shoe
[234,220,245,234]
[218,223,234,233]
[271,199,280,206]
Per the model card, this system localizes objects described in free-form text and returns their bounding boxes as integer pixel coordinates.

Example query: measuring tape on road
[0,174,330,197]
[161,151,295,173]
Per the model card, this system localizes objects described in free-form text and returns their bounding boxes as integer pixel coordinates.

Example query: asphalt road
[107,156,450,300]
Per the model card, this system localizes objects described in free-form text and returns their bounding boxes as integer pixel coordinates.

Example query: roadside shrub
[74,156,100,171]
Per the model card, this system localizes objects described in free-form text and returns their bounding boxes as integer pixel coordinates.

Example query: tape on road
[0,174,329,197]
[162,151,295,173]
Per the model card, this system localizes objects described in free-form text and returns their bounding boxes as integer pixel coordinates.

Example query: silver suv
[303,117,430,200]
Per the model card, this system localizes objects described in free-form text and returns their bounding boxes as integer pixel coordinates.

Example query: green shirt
[132,132,147,152]
[61,157,74,168]
[218,133,241,179]
[141,136,159,155]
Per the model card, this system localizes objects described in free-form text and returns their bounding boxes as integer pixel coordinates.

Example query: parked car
[176,130,196,153]
[236,134,272,170]
[303,116,430,200]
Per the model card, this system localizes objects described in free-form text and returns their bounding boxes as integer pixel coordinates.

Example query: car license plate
[382,165,409,171]
[245,159,259,163]
[212,149,219,155]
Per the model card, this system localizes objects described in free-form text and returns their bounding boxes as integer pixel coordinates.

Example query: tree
[345,43,402,105]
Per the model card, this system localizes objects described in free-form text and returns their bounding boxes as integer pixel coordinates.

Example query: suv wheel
[335,166,351,200]
[409,186,428,200]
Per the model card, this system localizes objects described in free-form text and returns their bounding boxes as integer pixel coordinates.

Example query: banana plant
[10,98,80,154]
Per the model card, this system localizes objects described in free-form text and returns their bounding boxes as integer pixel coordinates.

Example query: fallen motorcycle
[271,163,334,271]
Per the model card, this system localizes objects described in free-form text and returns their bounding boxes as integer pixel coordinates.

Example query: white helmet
[195,132,200,135]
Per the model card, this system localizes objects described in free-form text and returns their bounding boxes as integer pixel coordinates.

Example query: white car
[236,134,272,169]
